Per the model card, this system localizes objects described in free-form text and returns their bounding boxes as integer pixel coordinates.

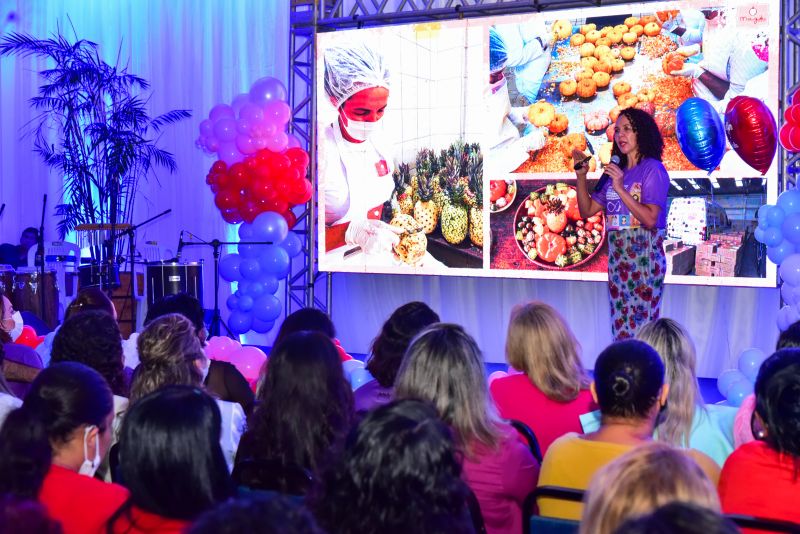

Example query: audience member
[0,289,20,339]
[131,314,244,470]
[0,495,63,534]
[356,301,439,412]
[395,324,538,534]
[0,362,129,532]
[537,340,719,520]
[719,349,800,527]
[144,293,254,414]
[188,494,325,534]
[108,386,232,533]
[581,442,720,534]
[0,227,38,268]
[0,343,22,428]
[234,331,353,493]
[490,301,597,453]
[310,399,475,534]
[613,502,740,534]
[273,307,353,361]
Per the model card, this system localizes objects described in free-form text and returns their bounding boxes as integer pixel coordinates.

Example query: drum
[0,265,14,297]
[78,263,121,289]
[146,261,204,307]
[12,268,59,329]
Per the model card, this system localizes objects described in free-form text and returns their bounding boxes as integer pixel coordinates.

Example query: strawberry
[544,198,567,233]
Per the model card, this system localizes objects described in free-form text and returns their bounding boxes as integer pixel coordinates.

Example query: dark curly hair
[611,108,664,169]
[310,399,473,534]
[754,349,800,469]
[188,494,325,534]
[367,302,440,388]
[776,321,800,350]
[594,339,664,421]
[64,288,116,321]
[51,310,128,397]
[273,308,336,346]
[239,331,353,477]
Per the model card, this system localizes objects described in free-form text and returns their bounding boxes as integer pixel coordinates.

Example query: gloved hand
[670,62,700,78]
[508,106,531,126]
[518,127,547,152]
[345,219,403,255]
[676,44,701,57]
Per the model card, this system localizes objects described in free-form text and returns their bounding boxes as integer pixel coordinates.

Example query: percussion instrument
[12,268,59,328]
[146,261,203,307]
[78,262,121,289]
[0,265,14,296]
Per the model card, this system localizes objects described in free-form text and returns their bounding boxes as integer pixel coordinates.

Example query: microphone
[176,230,184,261]
[594,155,621,193]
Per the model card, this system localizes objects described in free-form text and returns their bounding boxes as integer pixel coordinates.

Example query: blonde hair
[395,323,502,456]
[131,314,206,403]
[580,442,720,534]
[505,302,589,402]
[637,318,703,447]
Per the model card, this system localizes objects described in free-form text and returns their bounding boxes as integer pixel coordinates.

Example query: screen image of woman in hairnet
[319,42,404,260]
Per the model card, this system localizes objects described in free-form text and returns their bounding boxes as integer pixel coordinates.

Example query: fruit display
[528,100,556,126]
[514,183,605,269]
[549,113,569,134]
[490,179,516,212]
[390,214,427,265]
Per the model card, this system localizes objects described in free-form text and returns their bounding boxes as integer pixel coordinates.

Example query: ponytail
[0,406,52,498]
[594,340,664,420]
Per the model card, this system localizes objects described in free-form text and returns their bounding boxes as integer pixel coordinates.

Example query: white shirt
[0,392,22,429]
[216,398,245,473]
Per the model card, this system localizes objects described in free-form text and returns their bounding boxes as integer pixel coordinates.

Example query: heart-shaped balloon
[676,98,726,174]
[724,96,777,175]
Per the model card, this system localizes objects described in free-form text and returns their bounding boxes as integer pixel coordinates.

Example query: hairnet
[489,27,508,73]
[323,43,391,109]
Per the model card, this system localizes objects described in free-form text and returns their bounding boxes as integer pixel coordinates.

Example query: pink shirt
[490,373,597,454]
[462,424,539,534]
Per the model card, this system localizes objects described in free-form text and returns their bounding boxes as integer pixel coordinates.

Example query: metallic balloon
[675,98,726,174]
[724,96,777,175]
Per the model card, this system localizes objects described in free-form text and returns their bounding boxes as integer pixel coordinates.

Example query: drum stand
[182,234,273,338]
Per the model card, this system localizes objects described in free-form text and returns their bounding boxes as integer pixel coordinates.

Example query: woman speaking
[572,108,669,340]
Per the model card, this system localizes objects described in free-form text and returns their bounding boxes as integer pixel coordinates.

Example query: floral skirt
[607,228,666,340]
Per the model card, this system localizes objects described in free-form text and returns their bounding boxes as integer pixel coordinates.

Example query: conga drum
[146,261,204,307]
[0,265,14,297]
[12,268,59,329]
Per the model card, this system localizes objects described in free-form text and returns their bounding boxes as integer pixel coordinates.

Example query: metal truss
[782,0,800,189]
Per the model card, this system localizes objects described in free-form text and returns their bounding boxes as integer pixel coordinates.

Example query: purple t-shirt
[590,157,669,230]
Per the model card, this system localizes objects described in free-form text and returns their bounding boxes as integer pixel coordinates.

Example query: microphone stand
[35,195,47,327]
[108,209,172,334]
[181,233,273,338]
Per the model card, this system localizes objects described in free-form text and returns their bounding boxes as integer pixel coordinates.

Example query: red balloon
[221,209,243,224]
[285,178,311,205]
[793,91,800,107]
[15,325,40,348]
[211,161,227,174]
[264,198,289,213]
[285,147,310,169]
[781,124,800,153]
[724,96,777,175]
[215,189,241,211]
[239,201,261,223]
[789,105,800,125]
[282,210,298,229]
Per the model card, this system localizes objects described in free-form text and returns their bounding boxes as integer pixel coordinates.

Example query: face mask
[78,425,101,477]
[339,112,382,142]
[8,311,23,342]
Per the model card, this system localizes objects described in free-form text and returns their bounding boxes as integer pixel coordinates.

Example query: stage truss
[287,0,799,315]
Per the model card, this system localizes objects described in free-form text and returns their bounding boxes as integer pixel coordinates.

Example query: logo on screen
[738,4,769,27]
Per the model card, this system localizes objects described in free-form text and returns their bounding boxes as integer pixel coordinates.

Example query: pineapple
[392,163,414,216]
[414,172,438,234]
[413,149,432,205]
[440,154,469,245]
[467,149,484,247]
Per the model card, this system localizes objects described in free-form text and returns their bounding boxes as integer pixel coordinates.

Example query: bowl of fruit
[489,179,516,213]
[514,183,605,270]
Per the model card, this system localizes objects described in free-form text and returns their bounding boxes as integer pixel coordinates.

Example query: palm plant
[0,31,190,240]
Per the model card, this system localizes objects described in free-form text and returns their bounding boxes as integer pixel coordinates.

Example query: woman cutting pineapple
[320,42,403,257]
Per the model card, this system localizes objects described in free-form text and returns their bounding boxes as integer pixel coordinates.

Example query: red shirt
[490,373,597,455]
[39,464,129,534]
[719,441,800,531]
[110,506,191,534]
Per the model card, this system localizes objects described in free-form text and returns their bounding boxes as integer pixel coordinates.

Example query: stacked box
[696,242,720,262]
[664,239,684,252]
[665,245,695,275]
[695,241,742,277]
[709,232,744,246]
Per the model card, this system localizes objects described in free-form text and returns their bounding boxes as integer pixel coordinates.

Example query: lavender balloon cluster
[219,212,303,335]
[196,77,299,166]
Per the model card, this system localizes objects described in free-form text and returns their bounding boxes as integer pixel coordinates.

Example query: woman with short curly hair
[572,107,670,339]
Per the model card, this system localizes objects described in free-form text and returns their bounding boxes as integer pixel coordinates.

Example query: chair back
[231,457,314,496]
[509,419,543,463]
[140,242,173,263]
[523,486,584,534]
[466,486,487,534]
[726,514,800,533]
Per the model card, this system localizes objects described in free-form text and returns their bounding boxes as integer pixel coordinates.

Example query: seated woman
[538,339,719,520]
[356,301,439,413]
[395,324,539,534]
[273,307,352,361]
[131,314,245,471]
[719,348,800,526]
[108,386,232,533]
[581,442,720,534]
[233,331,353,493]
[490,301,597,454]
[0,343,22,427]
[310,399,474,534]
[0,362,129,532]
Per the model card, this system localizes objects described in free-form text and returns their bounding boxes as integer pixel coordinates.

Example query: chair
[231,457,314,496]
[725,514,800,533]
[523,486,584,534]
[2,342,44,398]
[466,486,487,534]
[139,242,174,263]
[509,419,543,463]
[27,241,81,319]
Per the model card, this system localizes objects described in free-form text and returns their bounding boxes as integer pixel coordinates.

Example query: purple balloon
[777,189,800,215]
[238,243,261,259]
[238,294,254,312]
[252,212,289,242]
[717,369,746,397]
[252,136,268,150]
[226,294,240,311]
[249,77,287,107]
[236,135,257,155]
[780,254,800,286]
[265,132,289,153]
[778,304,800,331]
[239,258,262,281]
[239,103,265,122]
[206,136,220,151]
[231,93,250,115]
[217,142,242,166]
[238,281,265,298]
[264,101,291,126]
[219,254,242,282]
[782,282,800,307]
[238,223,255,240]
[287,133,302,149]
[767,240,794,266]
[762,227,783,247]
[228,310,253,335]
[199,119,214,137]
[258,245,290,278]
[738,348,766,382]
[253,294,281,322]
[766,205,786,228]
[209,104,235,122]
[251,318,275,334]
[236,118,253,134]
[726,379,753,407]
[280,232,303,258]
[261,275,279,294]
[214,118,238,142]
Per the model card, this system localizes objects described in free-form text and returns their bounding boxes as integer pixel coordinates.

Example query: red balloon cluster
[780,91,800,153]
[725,96,777,175]
[206,147,311,226]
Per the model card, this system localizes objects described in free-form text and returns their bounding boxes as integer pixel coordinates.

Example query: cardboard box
[666,245,695,275]
[664,239,684,252]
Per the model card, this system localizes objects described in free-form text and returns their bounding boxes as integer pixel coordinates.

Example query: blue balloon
[780,254,800,286]
[726,380,753,407]
[228,310,253,335]
[238,243,260,258]
[239,258,262,281]
[717,369,746,397]
[253,294,282,322]
[238,223,255,240]
[342,359,365,376]
[754,227,766,243]
[675,98,726,173]
[767,240,795,265]
[738,348,767,383]
[763,227,783,247]
[350,367,374,390]
[260,275,279,294]
[251,318,275,334]
[258,245,291,278]
[757,204,770,225]
[777,189,800,215]
[782,213,800,245]
[280,232,303,258]
[226,294,240,311]
[777,304,800,331]
[766,205,786,228]
[252,212,289,243]
[238,294,254,312]
[240,281,265,298]
[219,254,242,282]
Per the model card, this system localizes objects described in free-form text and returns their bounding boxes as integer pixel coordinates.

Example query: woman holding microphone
[572,108,670,340]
